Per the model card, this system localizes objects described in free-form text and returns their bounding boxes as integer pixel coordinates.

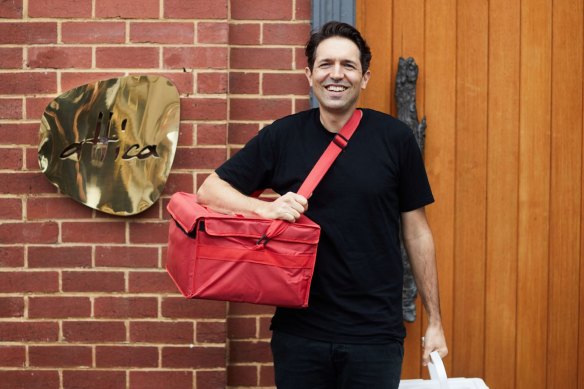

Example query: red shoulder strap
[262,109,363,242]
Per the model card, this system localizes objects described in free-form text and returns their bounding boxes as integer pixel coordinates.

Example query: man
[197,21,447,389]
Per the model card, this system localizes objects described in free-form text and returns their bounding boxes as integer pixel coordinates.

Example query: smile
[325,85,348,92]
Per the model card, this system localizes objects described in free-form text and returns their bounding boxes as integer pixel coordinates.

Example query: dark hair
[305,21,372,74]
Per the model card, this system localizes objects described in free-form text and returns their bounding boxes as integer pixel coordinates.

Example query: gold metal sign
[38,75,180,216]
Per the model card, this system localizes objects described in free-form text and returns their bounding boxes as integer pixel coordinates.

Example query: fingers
[269,192,308,221]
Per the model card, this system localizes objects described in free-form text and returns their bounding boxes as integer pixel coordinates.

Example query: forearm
[401,209,442,324]
[197,172,265,217]
[403,231,442,324]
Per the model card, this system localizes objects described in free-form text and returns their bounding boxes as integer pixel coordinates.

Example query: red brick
[295,97,311,112]
[230,98,292,121]
[96,346,158,367]
[0,172,56,194]
[263,72,309,95]
[0,97,21,119]
[29,346,92,367]
[95,246,158,268]
[0,23,57,44]
[164,0,226,19]
[130,371,193,389]
[228,123,259,144]
[197,123,227,145]
[229,72,259,95]
[0,297,24,317]
[0,148,23,170]
[231,47,293,70]
[179,121,195,146]
[173,147,226,170]
[0,371,59,389]
[197,72,227,94]
[180,98,227,120]
[161,297,226,319]
[27,47,92,69]
[0,48,22,68]
[27,197,93,220]
[197,370,227,389]
[29,297,91,319]
[62,22,125,44]
[229,340,272,363]
[94,297,158,318]
[24,146,40,170]
[197,321,226,343]
[129,270,177,293]
[28,246,92,268]
[0,0,22,18]
[130,321,193,344]
[96,47,159,69]
[0,72,57,94]
[62,321,126,343]
[227,365,257,386]
[228,317,256,339]
[260,364,276,386]
[149,71,194,94]
[0,271,58,293]
[0,346,25,367]
[228,302,275,316]
[129,221,168,244]
[162,346,226,368]
[295,0,311,20]
[232,0,292,20]
[0,222,58,244]
[0,321,58,342]
[0,198,21,220]
[263,23,311,45]
[62,271,125,292]
[62,221,126,243]
[60,72,125,92]
[63,370,125,389]
[259,316,272,339]
[228,23,260,45]
[29,0,91,17]
[25,96,51,121]
[164,47,227,69]
[197,22,228,44]
[96,0,159,18]
[295,47,308,69]
[0,246,24,267]
[163,172,194,194]
[131,22,194,44]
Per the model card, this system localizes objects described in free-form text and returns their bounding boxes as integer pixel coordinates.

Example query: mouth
[324,84,349,92]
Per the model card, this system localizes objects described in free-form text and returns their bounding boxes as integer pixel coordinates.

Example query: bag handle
[258,109,363,244]
[428,351,450,389]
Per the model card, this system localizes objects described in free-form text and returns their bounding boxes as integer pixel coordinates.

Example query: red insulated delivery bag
[165,110,362,307]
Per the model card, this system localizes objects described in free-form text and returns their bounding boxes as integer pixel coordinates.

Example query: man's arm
[401,207,448,365]
[197,173,308,222]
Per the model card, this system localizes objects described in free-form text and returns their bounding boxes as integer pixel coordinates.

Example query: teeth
[326,85,347,92]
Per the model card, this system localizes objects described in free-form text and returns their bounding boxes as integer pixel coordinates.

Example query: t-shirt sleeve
[215,127,276,195]
[398,133,434,212]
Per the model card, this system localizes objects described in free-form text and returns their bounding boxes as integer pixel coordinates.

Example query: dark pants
[270,331,404,389]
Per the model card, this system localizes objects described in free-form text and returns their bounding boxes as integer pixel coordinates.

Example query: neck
[319,107,357,133]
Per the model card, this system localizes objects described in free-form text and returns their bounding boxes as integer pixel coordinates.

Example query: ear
[361,69,371,90]
[304,67,313,87]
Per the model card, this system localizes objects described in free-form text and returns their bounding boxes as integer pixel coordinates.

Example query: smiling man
[197,21,447,389]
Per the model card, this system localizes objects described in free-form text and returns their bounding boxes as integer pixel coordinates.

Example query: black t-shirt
[216,108,434,344]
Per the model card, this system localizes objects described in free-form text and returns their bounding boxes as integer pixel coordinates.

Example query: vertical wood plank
[391,0,427,378]
[424,0,457,377]
[485,0,520,387]
[452,0,488,378]
[356,0,393,114]
[547,1,583,387]
[516,0,552,388]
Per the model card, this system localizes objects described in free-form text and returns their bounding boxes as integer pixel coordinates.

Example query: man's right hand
[255,192,308,222]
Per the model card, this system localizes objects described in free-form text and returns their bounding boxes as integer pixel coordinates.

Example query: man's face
[305,36,371,115]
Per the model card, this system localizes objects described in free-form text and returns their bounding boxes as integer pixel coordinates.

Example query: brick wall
[0,0,311,388]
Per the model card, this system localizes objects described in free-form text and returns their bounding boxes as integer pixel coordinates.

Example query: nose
[330,63,343,80]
